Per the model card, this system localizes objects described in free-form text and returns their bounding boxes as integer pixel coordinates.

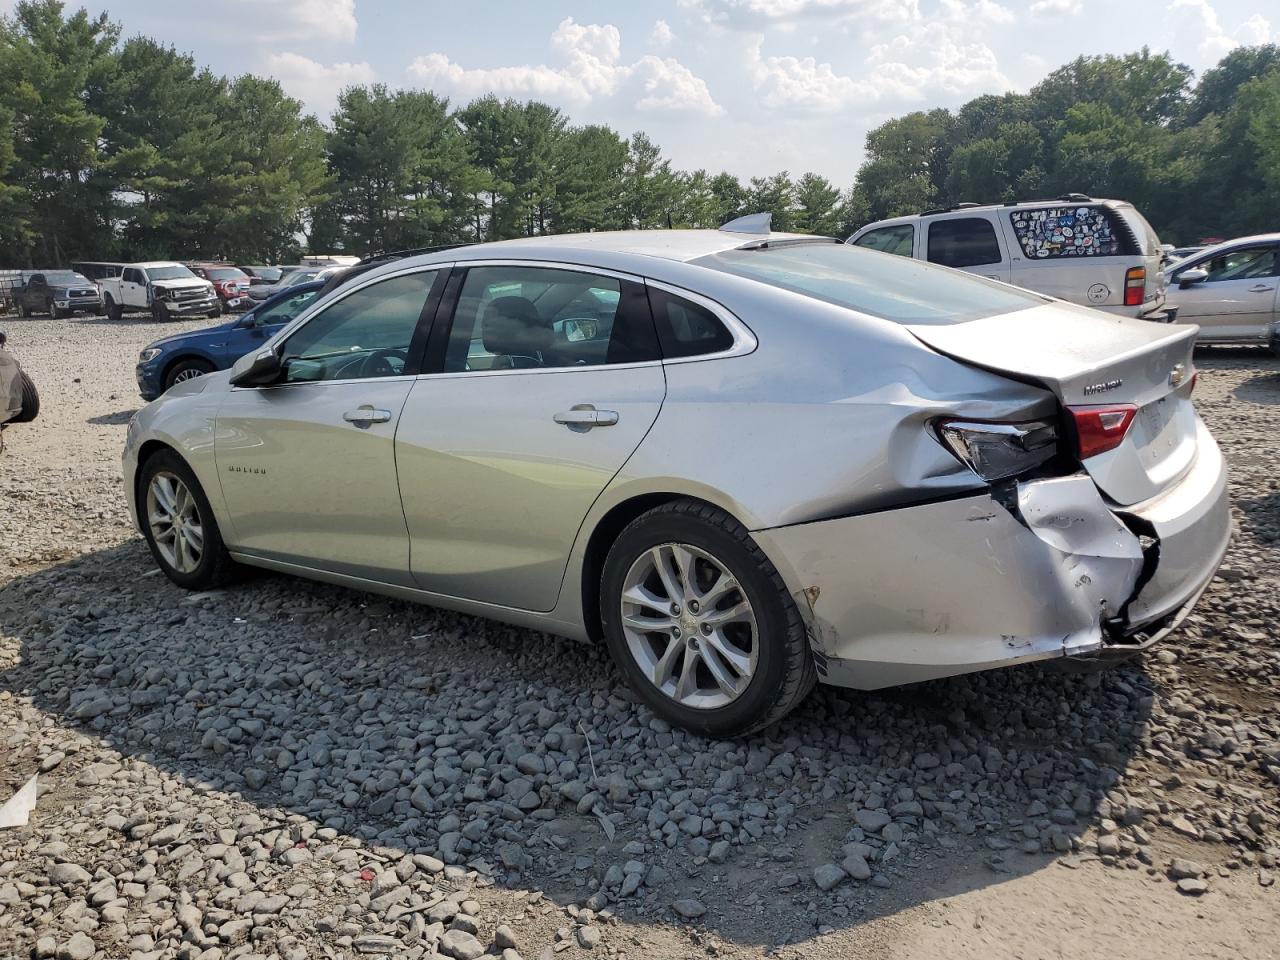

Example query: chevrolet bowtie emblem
[1169,363,1187,388]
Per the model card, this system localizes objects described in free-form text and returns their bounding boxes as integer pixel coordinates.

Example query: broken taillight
[934,418,1059,482]
[1068,404,1137,459]
[1123,266,1146,306]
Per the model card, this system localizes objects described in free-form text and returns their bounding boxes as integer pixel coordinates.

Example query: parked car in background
[123,225,1229,736]
[135,281,325,400]
[188,263,253,314]
[97,262,218,321]
[239,266,283,286]
[1165,234,1279,350]
[247,264,343,301]
[848,194,1173,321]
[14,270,103,318]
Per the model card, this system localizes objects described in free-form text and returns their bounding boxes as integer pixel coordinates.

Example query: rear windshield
[696,242,1045,325]
[1008,205,1138,259]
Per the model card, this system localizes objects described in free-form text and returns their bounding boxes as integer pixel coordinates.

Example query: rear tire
[18,301,30,319]
[599,499,816,739]
[137,448,240,590]
[10,370,39,423]
[163,357,214,391]
[105,295,123,322]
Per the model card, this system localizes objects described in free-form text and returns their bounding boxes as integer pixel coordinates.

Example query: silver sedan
[123,228,1231,737]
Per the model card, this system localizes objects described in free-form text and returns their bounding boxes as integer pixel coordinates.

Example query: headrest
[481,296,551,357]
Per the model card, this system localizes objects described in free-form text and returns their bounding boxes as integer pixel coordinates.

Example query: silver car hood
[906,302,1197,408]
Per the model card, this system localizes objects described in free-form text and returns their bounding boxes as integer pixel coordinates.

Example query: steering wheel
[359,348,407,379]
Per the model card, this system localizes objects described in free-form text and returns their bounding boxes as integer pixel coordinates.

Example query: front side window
[1192,246,1278,282]
[124,268,144,284]
[927,218,1003,268]
[1009,205,1130,259]
[443,266,659,373]
[852,224,914,258]
[256,289,320,327]
[279,272,435,383]
[697,241,1045,326]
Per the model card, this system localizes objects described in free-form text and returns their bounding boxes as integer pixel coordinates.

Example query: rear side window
[696,242,1045,326]
[647,287,734,358]
[1009,206,1132,259]
[927,218,1002,268]
[852,224,914,257]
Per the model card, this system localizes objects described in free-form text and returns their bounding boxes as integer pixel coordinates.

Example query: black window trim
[926,216,1005,269]
[417,259,672,378]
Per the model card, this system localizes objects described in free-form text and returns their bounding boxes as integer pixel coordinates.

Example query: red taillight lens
[1068,404,1136,459]
[1123,266,1145,306]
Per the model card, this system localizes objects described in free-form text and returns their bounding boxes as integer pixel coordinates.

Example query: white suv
[848,195,1172,321]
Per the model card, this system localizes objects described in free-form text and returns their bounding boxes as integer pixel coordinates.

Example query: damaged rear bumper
[752,423,1230,690]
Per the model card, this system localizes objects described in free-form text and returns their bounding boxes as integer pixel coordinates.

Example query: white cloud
[678,0,920,29]
[1028,0,1082,15]
[1168,0,1275,60]
[747,23,1008,111]
[651,19,676,47]
[407,17,722,116]
[941,0,1015,24]
[265,52,376,116]
[236,0,358,44]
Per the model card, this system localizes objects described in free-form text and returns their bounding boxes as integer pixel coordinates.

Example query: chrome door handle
[343,405,392,426]
[553,406,619,428]
[1248,285,1274,293]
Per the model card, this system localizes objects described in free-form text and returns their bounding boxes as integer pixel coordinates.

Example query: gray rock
[494,925,518,949]
[1176,878,1208,896]
[813,863,847,891]
[1168,858,1205,880]
[578,925,602,949]
[855,809,891,833]
[841,852,872,881]
[354,934,401,954]
[671,899,706,919]
[439,929,485,960]
[57,933,95,960]
[49,863,92,886]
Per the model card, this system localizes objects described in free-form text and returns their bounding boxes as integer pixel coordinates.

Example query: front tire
[137,449,240,589]
[10,371,39,423]
[163,357,214,391]
[151,300,168,323]
[600,499,816,738]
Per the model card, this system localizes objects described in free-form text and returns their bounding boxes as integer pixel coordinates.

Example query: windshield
[146,265,197,281]
[696,242,1045,325]
[286,269,321,285]
[45,271,91,285]
[205,267,249,281]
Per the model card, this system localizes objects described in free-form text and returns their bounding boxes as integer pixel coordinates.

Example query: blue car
[135,281,325,400]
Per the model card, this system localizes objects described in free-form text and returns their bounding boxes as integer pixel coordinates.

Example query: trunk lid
[909,302,1199,505]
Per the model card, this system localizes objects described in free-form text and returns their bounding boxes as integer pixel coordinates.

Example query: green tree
[549,123,628,233]
[1186,44,1280,124]
[621,132,679,229]
[791,172,842,235]
[0,0,119,264]
[849,109,953,222]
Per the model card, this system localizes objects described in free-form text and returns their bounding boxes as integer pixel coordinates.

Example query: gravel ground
[0,315,1277,960]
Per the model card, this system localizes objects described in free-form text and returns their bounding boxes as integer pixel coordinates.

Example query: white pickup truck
[96,262,218,322]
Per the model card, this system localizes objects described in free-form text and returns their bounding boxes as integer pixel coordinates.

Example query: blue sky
[24,0,1280,184]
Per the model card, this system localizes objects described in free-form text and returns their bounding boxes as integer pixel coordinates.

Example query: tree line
[1,0,1278,267]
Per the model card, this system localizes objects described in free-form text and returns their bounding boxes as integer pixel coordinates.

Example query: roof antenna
[719,212,772,234]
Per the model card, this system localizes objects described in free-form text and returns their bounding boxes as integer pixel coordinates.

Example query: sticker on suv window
[1010,207,1123,259]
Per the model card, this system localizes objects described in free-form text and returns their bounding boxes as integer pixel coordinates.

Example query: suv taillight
[1123,266,1146,306]
[1067,404,1136,459]
[934,418,1059,482]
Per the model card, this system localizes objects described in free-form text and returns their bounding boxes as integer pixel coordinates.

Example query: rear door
[395,262,666,611]
[925,215,1010,282]
[1168,242,1279,342]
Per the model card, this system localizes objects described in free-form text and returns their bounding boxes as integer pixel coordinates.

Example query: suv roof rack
[919,200,984,216]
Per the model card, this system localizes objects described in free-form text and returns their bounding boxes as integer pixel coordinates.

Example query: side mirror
[229,346,281,387]
[1178,268,1208,288]
[235,312,258,329]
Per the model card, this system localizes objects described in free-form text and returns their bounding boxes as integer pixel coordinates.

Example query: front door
[1171,243,1279,341]
[396,264,666,611]
[925,215,1011,282]
[122,267,148,308]
[214,268,442,582]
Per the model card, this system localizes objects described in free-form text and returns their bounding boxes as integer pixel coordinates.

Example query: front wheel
[600,499,816,738]
[137,449,241,589]
[151,300,168,322]
[163,357,213,391]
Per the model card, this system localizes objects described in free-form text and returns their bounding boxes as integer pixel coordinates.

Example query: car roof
[855,199,1129,231]
[365,229,829,277]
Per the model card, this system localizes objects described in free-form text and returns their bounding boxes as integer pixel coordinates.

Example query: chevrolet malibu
[123,227,1231,737]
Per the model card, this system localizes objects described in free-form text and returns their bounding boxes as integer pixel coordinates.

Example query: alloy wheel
[619,542,758,709]
[146,471,204,574]
[171,367,206,385]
